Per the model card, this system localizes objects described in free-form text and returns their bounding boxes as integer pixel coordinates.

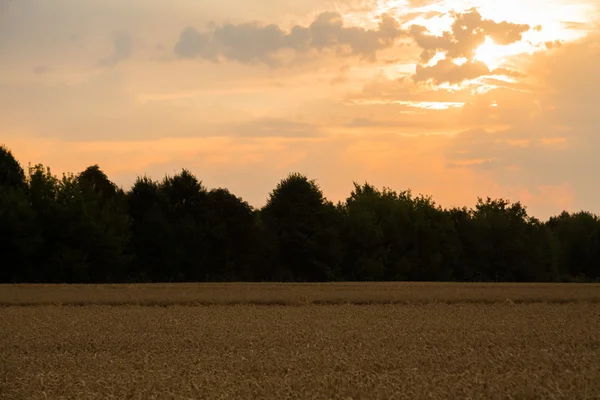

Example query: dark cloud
[97,30,132,67]
[478,19,530,46]
[408,8,530,83]
[174,12,404,66]
[410,8,530,63]
[330,65,350,85]
[351,74,467,104]
[544,40,563,50]
[174,27,216,60]
[414,58,490,84]
[414,59,524,85]
[408,25,453,63]
[342,116,458,130]
[32,65,51,74]
[0,0,11,15]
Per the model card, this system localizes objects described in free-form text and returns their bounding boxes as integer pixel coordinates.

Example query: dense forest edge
[1,144,598,284]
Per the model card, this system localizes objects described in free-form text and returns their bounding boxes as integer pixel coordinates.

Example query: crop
[1,283,599,399]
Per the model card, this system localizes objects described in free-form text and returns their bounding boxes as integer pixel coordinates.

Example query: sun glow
[372,0,596,67]
[474,37,535,70]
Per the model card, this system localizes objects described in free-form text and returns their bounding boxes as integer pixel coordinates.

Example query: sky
[1,0,599,218]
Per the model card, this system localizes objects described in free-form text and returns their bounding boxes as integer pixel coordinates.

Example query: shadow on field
[1,282,599,307]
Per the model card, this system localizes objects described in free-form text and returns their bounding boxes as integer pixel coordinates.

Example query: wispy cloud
[32,65,51,74]
[97,30,132,67]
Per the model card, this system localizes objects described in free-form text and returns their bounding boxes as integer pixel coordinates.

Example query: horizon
[2,0,599,219]
[5,143,594,220]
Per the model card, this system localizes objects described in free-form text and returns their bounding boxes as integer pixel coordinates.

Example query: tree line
[1,144,598,283]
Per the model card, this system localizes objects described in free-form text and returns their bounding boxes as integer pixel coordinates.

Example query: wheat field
[1,283,599,399]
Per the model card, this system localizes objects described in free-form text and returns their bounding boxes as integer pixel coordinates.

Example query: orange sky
[1,0,599,218]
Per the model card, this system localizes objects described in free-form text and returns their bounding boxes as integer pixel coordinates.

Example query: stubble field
[1,283,599,399]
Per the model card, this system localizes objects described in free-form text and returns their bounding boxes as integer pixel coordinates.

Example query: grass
[1,283,599,399]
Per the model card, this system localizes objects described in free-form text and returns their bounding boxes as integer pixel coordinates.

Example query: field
[1,283,599,399]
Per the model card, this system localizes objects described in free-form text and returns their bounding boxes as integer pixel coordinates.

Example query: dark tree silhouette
[1,144,599,284]
[75,165,131,282]
[78,165,119,202]
[160,169,211,281]
[0,145,26,190]
[548,211,600,281]
[261,173,343,281]
[127,176,173,281]
[205,188,259,281]
[0,148,41,282]
[341,183,456,281]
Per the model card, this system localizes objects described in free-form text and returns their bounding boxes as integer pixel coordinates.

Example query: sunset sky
[1,0,599,218]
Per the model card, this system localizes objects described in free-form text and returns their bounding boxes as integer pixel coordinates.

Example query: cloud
[412,58,522,85]
[32,65,51,74]
[445,33,600,213]
[410,8,530,62]
[414,58,490,84]
[408,8,531,83]
[173,11,404,66]
[330,64,351,85]
[97,30,132,67]
[342,116,458,130]
[230,118,322,138]
[349,74,470,103]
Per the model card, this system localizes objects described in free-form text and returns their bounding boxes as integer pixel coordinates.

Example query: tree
[205,188,258,281]
[77,164,118,202]
[127,176,174,282]
[0,144,597,284]
[341,183,457,281]
[448,206,480,281]
[75,165,132,282]
[27,164,85,282]
[26,164,131,283]
[0,145,26,190]
[469,197,557,282]
[548,211,600,281]
[261,173,343,282]
[522,217,559,282]
[160,169,211,281]
[405,194,458,282]
[0,185,41,282]
[0,147,41,282]
[340,183,391,281]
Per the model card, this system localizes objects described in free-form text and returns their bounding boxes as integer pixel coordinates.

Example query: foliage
[0,145,27,191]
[261,173,343,281]
[1,145,599,283]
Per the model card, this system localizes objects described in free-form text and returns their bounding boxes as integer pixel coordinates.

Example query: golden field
[1,283,599,399]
